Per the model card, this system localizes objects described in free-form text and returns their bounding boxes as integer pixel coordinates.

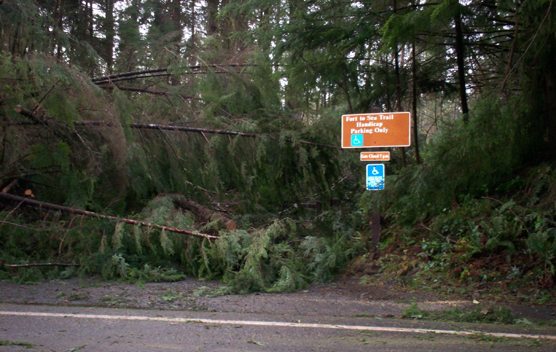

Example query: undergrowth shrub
[384,165,556,289]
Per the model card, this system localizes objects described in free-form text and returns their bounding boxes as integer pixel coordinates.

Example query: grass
[402,301,517,325]
[160,289,183,302]
[99,295,129,304]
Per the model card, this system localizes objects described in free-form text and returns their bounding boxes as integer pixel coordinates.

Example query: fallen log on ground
[0,192,218,240]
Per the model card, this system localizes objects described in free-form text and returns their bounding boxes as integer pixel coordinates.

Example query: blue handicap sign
[351,134,364,147]
[366,164,385,190]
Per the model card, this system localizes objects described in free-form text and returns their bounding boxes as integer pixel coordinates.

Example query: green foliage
[206,219,330,293]
[0,197,358,292]
[377,164,556,290]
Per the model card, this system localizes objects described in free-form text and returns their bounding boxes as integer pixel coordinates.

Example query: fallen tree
[0,192,218,240]
[11,105,340,148]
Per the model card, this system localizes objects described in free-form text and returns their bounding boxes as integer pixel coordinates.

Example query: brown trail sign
[341,112,411,148]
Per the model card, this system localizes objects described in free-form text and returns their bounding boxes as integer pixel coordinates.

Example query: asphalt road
[1,303,556,351]
[1,278,556,351]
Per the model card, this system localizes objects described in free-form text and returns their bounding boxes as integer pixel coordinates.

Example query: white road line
[1,311,555,340]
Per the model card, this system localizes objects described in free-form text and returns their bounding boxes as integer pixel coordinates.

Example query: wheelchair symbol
[371,167,379,175]
[351,134,364,146]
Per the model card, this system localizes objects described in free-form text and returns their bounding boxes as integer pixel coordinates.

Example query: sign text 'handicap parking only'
[366,164,384,191]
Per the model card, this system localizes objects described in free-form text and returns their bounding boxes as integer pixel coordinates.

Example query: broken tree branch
[0,192,218,240]
[171,195,237,231]
[1,262,80,268]
[98,85,194,98]
[91,68,169,82]
[100,86,169,95]
[14,104,44,124]
[130,123,257,136]
[1,179,18,193]
[93,73,172,85]
[90,64,256,82]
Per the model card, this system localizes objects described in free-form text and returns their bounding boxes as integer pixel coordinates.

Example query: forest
[1,0,555,301]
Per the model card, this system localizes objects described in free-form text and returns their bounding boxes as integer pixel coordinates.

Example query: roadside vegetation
[1,0,555,305]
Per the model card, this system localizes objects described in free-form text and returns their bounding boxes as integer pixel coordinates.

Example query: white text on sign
[360,152,390,161]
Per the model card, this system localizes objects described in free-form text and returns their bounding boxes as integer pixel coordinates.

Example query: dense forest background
[1,0,555,300]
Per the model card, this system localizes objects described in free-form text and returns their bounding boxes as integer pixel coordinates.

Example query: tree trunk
[105,0,115,72]
[171,195,237,231]
[206,0,219,36]
[393,0,406,167]
[412,39,421,164]
[454,9,469,121]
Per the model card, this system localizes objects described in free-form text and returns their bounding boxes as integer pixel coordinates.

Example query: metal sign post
[366,164,384,247]
[366,164,385,191]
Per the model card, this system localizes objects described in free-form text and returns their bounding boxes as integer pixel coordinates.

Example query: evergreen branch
[36,80,60,107]
[498,0,554,94]
[13,105,74,146]
[0,220,44,231]
[0,192,219,240]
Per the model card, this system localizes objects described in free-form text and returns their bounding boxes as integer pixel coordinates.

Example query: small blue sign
[366,164,385,190]
[351,134,364,146]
